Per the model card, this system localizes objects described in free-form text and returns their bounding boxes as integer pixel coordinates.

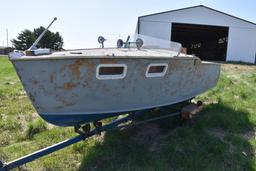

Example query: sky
[0,0,255,49]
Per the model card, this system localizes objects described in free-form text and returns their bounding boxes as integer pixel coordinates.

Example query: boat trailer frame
[0,104,190,171]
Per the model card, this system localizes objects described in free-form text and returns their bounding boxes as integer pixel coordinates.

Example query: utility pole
[6,29,8,47]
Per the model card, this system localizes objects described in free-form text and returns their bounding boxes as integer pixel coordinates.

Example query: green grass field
[0,56,255,171]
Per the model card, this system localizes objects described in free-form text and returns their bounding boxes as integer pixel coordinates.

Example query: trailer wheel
[82,124,91,134]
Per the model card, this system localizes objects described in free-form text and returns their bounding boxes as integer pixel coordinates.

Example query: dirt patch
[240,131,256,140]
[207,128,226,142]
[94,132,106,144]
[133,123,169,152]
[220,63,256,84]
[207,128,235,153]
[221,63,256,73]
[207,128,256,154]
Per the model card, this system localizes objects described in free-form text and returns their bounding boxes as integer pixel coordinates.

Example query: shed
[136,5,256,63]
[0,46,14,55]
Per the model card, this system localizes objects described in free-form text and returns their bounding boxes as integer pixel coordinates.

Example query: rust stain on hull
[63,82,78,90]
[30,79,39,85]
[82,60,95,88]
[68,59,84,79]
[56,95,76,107]
[168,59,180,72]
[100,58,118,64]
[49,73,55,83]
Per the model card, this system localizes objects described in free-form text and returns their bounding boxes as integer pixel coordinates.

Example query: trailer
[0,101,202,171]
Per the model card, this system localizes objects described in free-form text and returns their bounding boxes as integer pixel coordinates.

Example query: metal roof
[0,46,13,49]
[138,5,256,26]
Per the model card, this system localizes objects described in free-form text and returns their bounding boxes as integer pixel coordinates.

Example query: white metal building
[136,5,256,63]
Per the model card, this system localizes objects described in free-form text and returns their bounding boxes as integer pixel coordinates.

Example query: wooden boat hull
[11,57,220,126]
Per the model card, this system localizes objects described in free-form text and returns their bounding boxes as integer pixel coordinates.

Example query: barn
[136,5,256,63]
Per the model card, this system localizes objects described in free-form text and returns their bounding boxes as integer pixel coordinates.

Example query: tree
[11,26,64,51]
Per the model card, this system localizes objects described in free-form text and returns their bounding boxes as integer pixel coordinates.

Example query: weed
[25,118,47,139]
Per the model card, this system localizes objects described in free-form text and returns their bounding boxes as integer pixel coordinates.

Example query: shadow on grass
[77,103,255,171]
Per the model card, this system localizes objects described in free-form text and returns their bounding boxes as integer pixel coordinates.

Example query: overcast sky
[0,0,255,49]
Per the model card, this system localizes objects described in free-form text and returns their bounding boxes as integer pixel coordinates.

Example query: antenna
[28,17,57,50]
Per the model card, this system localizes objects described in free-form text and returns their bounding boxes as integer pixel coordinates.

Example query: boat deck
[10,48,196,61]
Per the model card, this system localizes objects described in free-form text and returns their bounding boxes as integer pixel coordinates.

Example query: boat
[9,18,220,126]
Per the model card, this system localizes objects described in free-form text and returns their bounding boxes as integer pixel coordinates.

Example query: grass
[0,56,255,170]
[26,118,48,139]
